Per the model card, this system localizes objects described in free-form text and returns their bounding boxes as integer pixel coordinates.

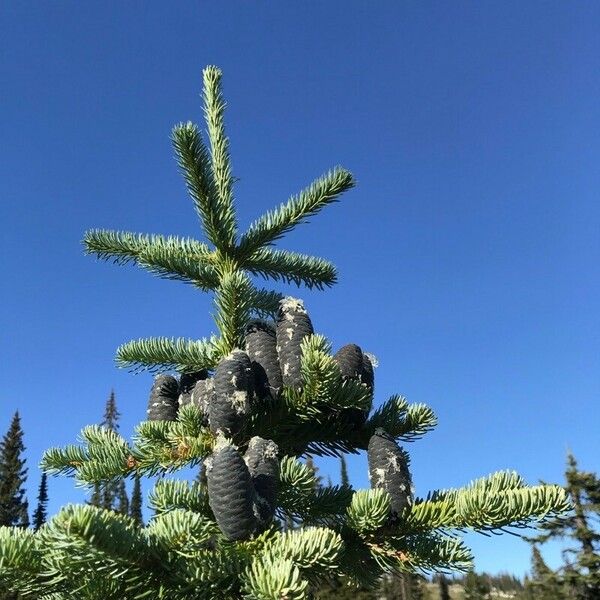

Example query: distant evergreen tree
[519,546,565,600]
[530,452,600,599]
[380,573,425,599]
[117,480,129,515]
[437,574,451,600]
[463,571,490,600]
[0,412,29,528]
[197,462,208,487]
[305,456,322,491]
[340,455,350,488]
[32,473,48,531]
[129,474,143,526]
[89,391,129,513]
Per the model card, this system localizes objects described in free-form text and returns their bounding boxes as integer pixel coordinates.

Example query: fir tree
[129,475,143,526]
[463,571,490,600]
[520,546,565,600]
[0,66,571,599]
[437,574,451,600]
[89,391,129,514]
[32,473,48,531]
[380,573,425,600]
[0,413,28,528]
[340,455,350,488]
[530,452,600,599]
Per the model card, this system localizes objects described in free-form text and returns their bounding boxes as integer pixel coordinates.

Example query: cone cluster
[145,296,410,539]
[146,297,318,429]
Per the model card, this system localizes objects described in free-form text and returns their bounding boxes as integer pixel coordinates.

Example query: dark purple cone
[147,374,179,421]
[206,444,257,541]
[367,428,413,515]
[245,320,283,401]
[209,350,253,436]
[188,378,214,426]
[334,344,374,427]
[360,354,375,390]
[276,297,314,389]
[244,437,279,524]
[334,344,364,380]
[178,370,208,407]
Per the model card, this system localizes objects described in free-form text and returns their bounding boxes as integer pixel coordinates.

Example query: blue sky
[1,1,599,577]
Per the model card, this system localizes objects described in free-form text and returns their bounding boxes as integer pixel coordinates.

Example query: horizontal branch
[401,473,570,534]
[116,336,219,373]
[244,248,337,289]
[84,229,219,289]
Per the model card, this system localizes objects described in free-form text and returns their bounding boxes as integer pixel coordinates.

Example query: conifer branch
[248,288,283,319]
[84,229,219,289]
[148,509,219,552]
[0,527,43,593]
[148,480,210,517]
[359,396,437,445]
[213,270,255,353]
[41,505,173,594]
[346,489,391,533]
[116,336,219,373]
[401,473,570,534]
[172,121,228,250]
[42,407,214,484]
[202,66,238,251]
[278,457,353,525]
[378,533,474,573]
[244,528,342,598]
[132,415,215,476]
[244,248,337,289]
[237,168,355,257]
[84,229,213,266]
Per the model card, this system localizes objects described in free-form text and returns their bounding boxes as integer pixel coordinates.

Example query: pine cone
[178,370,208,407]
[334,344,374,428]
[206,443,257,541]
[244,436,279,525]
[360,354,375,390]
[276,297,314,389]
[334,344,364,379]
[209,350,253,436]
[190,378,215,425]
[245,320,282,401]
[147,374,179,421]
[367,428,413,515]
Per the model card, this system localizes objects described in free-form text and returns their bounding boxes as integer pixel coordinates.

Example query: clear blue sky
[1,1,598,577]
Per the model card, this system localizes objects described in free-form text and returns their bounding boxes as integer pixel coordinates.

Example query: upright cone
[276,297,314,389]
[206,442,257,541]
[244,436,279,525]
[245,320,282,401]
[367,428,413,515]
[147,374,179,421]
[209,350,253,436]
